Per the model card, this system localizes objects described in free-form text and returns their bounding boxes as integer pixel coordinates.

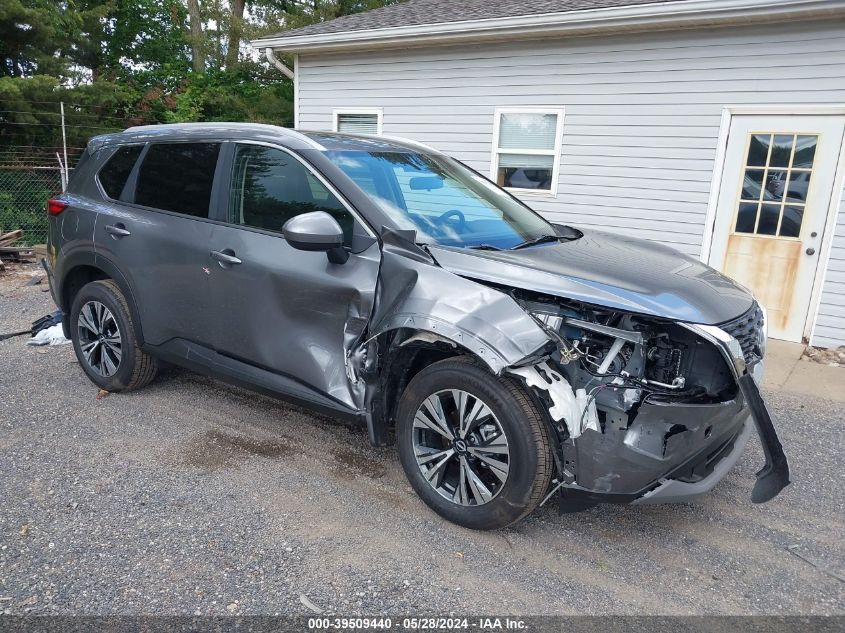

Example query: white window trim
[490,106,564,198]
[332,108,383,135]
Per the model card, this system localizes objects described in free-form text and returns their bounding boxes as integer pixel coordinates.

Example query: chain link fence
[0,147,83,245]
[0,166,65,245]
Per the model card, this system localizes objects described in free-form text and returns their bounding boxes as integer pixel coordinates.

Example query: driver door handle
[211,249,242,266]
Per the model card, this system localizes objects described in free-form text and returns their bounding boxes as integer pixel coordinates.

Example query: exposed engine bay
[507,291,755,506]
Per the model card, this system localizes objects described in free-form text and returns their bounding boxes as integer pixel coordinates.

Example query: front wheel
[396,358,554,530]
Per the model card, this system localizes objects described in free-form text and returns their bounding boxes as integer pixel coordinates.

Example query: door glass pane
[757,203,780,235]
[735,202,758,233]
[733,132,817,238]
[786,171,811,203]
[793,135,817,168]
[780,206,804,237]
[769,135,794,167]
[741,169,764,200]
[762,170,788,202]
[746,134,771,166]
[228,144,354,244]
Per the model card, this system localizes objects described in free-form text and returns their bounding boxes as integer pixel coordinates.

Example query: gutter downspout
[265,47,294,80]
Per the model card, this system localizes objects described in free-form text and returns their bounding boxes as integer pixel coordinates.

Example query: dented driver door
[206,142,380,412]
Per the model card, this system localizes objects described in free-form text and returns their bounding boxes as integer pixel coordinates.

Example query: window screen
[228,144,354,244]
[336,112,380,135]
[135,143,220,217]
[98,145,143,199]
[493,111,561,192]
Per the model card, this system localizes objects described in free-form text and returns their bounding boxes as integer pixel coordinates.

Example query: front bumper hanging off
[553,323,790,509]
[738,371,791,503]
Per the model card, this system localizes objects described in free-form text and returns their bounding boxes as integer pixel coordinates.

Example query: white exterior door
[709,115,845,342]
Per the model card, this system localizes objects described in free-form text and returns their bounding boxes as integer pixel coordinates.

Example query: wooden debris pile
[0,230,36,271]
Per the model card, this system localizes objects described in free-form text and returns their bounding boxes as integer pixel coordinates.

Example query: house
[252,0,845,348]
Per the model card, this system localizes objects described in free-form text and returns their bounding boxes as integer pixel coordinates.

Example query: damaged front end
[507,293,790,510]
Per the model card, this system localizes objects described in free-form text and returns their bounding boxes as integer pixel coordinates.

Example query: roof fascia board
[251,0,845,52]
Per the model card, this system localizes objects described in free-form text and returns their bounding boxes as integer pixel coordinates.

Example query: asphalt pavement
[0,266,843,615]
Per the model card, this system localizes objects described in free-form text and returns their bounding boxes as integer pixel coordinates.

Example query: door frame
[701,104,845,342]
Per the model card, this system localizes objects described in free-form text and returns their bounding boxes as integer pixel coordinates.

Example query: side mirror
[282,211,348,264]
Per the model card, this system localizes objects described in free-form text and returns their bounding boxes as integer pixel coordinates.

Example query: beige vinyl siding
[297,20,845,346]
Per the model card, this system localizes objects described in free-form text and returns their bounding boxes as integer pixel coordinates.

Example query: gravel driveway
[1,267,843,616]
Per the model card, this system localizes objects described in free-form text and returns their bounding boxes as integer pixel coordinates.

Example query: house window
[333,109,382,135]
[492,108,564,194]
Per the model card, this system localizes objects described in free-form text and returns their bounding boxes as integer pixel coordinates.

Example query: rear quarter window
[97,145,143,199]
[134,143,220,218]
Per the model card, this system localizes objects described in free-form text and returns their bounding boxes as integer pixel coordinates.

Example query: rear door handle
[210,249,242,266]
[104,223,131,238]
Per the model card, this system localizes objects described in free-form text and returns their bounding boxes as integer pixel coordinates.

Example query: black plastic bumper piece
[738,372,791,503]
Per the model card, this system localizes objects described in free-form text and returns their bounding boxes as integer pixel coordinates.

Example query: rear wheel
[70,279,158,391]
[396,358,553,530]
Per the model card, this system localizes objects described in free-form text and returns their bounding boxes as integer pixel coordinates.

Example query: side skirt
[144,338,366,425]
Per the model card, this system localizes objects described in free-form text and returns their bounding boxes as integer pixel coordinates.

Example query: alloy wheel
[77,300,122,377]
[412,389,510,506]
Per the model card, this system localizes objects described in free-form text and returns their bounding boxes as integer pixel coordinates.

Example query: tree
[225,0,246,69]
[0,0,71,78]
[186,0,205,72]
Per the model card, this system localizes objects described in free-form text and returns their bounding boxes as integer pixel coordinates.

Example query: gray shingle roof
[264,0,689,40]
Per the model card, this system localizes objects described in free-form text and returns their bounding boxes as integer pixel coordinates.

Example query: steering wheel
[438,209,466,232]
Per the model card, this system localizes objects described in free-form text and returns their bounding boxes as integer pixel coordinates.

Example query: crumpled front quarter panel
[371,238,550,372]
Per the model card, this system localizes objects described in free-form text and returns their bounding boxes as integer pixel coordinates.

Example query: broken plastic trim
[682,322,790,503]
[507,361,584,439]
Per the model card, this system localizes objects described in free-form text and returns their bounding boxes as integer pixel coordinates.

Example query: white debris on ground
[803,345,845,367]
[27,323,70,346]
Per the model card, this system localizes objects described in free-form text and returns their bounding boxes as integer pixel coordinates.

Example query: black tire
[397,357,554,530]
[69,279,158,392]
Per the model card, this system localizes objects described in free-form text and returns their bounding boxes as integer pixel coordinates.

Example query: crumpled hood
[426,228,753,325]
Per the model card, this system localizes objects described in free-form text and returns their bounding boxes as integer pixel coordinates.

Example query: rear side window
[97,145,143,199]
[135,143,220,217]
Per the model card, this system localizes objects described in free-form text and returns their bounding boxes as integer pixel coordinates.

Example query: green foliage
[0,167,59,243]
[0,0,400,240]
[0,0,400,150]
[164,63,293,124]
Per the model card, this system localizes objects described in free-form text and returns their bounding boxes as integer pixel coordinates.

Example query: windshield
[324,150,558,249]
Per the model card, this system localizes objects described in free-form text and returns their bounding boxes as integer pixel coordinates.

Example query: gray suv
[45,123,789,529]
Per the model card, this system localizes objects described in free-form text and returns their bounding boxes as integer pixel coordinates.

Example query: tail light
[47,198,67,215]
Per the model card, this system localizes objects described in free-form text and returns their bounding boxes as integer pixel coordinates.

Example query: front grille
[721,303,764,364]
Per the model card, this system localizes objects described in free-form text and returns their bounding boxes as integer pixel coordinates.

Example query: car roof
[87,122,440,155]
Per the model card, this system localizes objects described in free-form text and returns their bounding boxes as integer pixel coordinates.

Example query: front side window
[325,149,559,250]
[135,143,220,218]
[97,145,143,200]
[492,109,563,194]
[228,144,355,244]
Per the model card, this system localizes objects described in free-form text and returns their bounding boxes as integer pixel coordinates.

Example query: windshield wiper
[510,234,561,250]
[467,243,503,251]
